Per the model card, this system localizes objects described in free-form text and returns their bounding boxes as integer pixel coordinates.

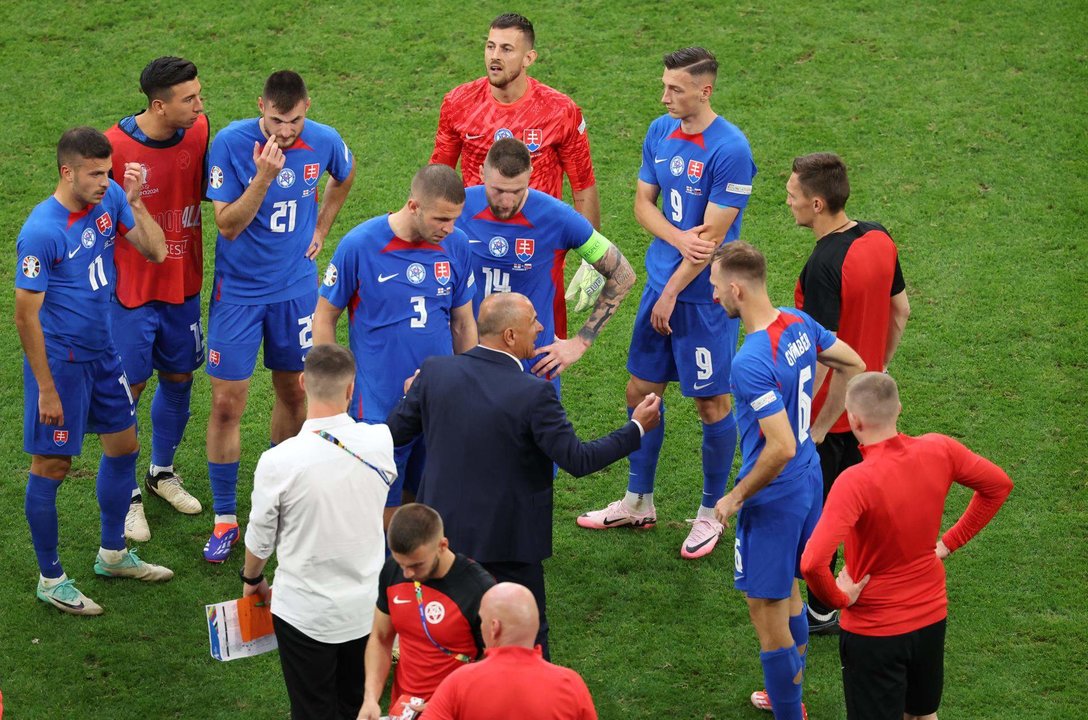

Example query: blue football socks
[760,645,804,720]
[700,411,737,508]
[208,461,240,515]
[150,378,192,469]
[627,401,664,494]
[26,473,63,578]
[790,605,811,671]
[97,452,138,551]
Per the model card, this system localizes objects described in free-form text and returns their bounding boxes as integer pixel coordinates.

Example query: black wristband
[239,567,264,586]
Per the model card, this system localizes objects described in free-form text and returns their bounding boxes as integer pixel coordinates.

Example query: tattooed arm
[531,242,637,378]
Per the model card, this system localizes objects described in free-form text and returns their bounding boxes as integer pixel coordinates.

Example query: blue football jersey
[319,215,475,422]
[455,185,595,349]
[731,308,837,506]
[207,118,353,304]
[16,182,135,361]
[638,115,755,304]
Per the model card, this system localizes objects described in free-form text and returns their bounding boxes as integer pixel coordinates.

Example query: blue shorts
[626,286,739,397]
[206,290,317,380]
[110,295,204,384]
[23,351,136,456]
[733,470,822,600]
[387,435,426,508]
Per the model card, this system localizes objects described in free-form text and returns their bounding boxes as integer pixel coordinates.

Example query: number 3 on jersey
[410,296,428,328]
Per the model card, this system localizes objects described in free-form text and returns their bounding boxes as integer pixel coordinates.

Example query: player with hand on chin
[709,242,864,720]
[105,56,209,542]
[203,70,355,563]
[578,47,754,561]
[16,127,174,616]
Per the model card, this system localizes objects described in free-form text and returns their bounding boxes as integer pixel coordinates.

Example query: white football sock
[624,491,653,512]
[696,505,717,521]
[98,548,126,564]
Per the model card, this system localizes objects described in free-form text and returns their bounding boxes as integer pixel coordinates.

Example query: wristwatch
[239,568,264,586]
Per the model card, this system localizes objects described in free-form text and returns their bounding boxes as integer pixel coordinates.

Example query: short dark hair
[791,153,850,213]
[388,503,444,555]
[484,137,532,178]
[302,344,355,401]
[139,56,198,102]
[712,240,766,284]
[411,164,466,206]
[490,12,534,47]
[262,70,309,112]
[56,126,112,172]
[663,47,718,81]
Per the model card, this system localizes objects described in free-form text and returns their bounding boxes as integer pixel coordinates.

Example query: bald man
[424,583,598,719]
[387,293,660,658]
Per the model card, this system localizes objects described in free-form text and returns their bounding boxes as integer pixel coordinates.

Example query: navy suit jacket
[386,346,641,564]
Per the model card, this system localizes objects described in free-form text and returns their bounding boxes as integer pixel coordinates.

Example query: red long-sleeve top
[800,433,1012,636]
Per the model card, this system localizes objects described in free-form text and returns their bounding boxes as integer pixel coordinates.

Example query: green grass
[1,1,1085,717]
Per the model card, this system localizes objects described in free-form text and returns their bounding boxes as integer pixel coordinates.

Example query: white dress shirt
[245,413,396,644]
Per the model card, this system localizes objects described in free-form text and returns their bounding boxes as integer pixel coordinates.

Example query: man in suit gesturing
[387,292,660,658]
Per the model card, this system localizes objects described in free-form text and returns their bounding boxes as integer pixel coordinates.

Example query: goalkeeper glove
[565,260,605,312]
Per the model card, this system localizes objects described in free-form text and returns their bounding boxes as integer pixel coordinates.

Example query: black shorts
[840,618,946,719]
[817,430,862,500]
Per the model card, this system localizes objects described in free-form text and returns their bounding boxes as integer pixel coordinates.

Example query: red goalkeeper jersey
[431,77,595,198]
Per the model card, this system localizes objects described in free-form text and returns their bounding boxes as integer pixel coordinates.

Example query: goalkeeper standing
[431,12,609,329]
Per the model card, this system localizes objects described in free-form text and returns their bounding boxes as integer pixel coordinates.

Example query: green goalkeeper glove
[565,260,605,312]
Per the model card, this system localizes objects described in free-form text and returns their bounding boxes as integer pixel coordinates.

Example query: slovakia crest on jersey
[53,430,68,446]
[208,349,221,367]
[524,128,542,153]
[515,238,535,262]
[434,261,451,286]
[304,163,320,186]
[687,160,704,184]
[96,212,113,235]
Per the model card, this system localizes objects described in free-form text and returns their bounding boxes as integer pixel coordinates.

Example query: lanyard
[313,430,394,487]
[413,581,473,663]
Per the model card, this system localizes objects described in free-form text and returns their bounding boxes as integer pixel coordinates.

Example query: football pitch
[1,1,1084,717]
